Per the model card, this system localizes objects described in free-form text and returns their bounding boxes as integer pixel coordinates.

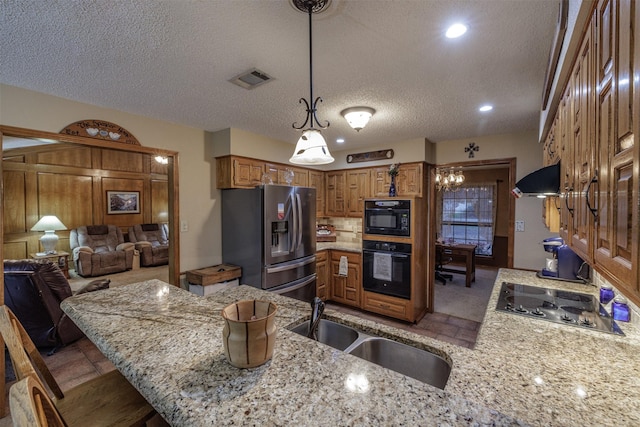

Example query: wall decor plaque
[60,120,141,145]
[346,149,394,163]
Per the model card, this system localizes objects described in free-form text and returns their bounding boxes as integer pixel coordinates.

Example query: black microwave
[364,200,411,236]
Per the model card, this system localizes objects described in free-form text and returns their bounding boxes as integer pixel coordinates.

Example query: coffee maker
[540,237,588,282]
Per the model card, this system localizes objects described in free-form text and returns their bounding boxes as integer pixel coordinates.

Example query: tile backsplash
[318,217,362,244]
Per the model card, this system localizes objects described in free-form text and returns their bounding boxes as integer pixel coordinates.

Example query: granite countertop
[316,241,361,253]
[61,269,640,426]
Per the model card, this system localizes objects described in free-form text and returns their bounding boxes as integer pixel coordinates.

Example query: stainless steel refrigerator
[222,185,317,302]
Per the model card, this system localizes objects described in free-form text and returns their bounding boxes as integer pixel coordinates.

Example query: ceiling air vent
[229,68,273,90]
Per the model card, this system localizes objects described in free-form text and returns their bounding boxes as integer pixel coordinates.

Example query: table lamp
[31,215,67,255]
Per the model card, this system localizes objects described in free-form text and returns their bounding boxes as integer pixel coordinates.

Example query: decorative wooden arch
[60,119,141,146]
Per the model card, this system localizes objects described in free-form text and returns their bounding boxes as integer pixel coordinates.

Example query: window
[439,185,496,256]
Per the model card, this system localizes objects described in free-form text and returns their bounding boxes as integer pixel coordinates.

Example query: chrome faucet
[308,297,325,340]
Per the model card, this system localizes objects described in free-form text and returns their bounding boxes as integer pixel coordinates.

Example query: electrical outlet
[515,220,525,232]
[180,220,189,232]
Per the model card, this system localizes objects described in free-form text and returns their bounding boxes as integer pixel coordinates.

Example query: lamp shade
[341,107,375,132]
[290,129,335,165]
[31,215,67,232]
[31,215,67,255]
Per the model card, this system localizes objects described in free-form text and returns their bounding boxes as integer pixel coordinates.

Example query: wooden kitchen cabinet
[309,170,325,218]
[325,171,346,217]
[346,169,370,217]
[543,0,640,305]
[316,250,328,301]
[216,156,264,189]
[329,251,361,308]
[264,163,309,187]
[371,162,423,197]
[591,0,638,292]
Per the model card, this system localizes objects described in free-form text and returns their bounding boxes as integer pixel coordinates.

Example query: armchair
[128,223,169,267]
[70,225,135,277]
[3,259,110,349]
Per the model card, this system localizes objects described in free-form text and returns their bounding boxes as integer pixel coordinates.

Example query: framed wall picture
[107,191,140,214]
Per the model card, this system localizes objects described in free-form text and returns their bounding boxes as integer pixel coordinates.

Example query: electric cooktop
[495,282,624,335]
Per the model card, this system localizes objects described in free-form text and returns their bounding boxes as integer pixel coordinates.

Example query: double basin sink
[291,319,451,390]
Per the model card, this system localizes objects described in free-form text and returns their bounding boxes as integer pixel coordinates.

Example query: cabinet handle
[564,187,574,217]
[585,171,598,219]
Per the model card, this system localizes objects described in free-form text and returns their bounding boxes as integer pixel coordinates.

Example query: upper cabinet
[308,170,325,218]
[346,169,370,218]
[547,0,639,304]
[216,156,264,188]
[371,162,423,197]
[325,171,346,217]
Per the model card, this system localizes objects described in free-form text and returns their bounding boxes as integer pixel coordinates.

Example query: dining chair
[0,305,156,426]
[435,245,454,285]
[9,375,65,427]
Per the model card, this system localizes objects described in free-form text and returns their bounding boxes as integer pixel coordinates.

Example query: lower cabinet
[361,291,411,322]
[316,250,328,301]
[329,251,361,308]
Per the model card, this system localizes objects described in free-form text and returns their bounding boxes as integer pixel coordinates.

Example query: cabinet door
[325,171,346,217]
[593,0,638,289]
[346,169,370,217]
[316,251,328,300]
[370,167,391,197]
[329,251,361,307]
[569,20,595,262]
[308,170,325,218]
[396,163,422,196]
[558,84,573,242]
[370,163,423,197]
[233,157,264,188]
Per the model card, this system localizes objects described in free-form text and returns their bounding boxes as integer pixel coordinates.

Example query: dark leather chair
[3,259,110,350]
[70,225,135,277]
[435,245,454,285]
[128,223,169,267]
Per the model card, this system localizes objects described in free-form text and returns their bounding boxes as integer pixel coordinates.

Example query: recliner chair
[3,259,110,349]
[70,225,135,277]
[128,223,169,267]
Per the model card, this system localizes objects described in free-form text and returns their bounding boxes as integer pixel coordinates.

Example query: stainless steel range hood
[511,162,560,198]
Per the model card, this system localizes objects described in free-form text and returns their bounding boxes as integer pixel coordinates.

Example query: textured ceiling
[0,0,558,151]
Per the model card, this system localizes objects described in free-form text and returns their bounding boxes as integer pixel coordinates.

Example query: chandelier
[435,168,465,191]
[289,0,334,165]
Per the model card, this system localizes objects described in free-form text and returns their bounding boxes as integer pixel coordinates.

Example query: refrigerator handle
[290,192,298,253]
[296,193,303,250]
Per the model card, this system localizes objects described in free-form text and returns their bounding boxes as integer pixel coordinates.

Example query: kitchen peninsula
[61,270,640,426]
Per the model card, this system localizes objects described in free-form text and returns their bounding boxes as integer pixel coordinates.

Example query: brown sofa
[128,223,169,267]
[3,259,110,349]
[70,225,135,277]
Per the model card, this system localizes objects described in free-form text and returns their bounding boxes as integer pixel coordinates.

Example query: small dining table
[436,243,477,287]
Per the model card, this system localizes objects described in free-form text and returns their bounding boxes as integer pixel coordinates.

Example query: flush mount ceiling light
[289,0,334,165]
[340,107,376,132]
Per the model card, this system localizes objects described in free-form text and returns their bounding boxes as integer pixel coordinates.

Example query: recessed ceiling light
[446,23,467,39]
[336,138,345,144]
[479,105,493,112]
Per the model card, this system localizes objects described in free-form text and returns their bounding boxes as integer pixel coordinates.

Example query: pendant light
[290,0,334,165]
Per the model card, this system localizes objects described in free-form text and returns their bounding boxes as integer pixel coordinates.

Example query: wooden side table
[30,251,70,279]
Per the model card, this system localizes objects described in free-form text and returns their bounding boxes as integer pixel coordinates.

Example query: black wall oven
[364,200,410,237]
[362,240,412,299]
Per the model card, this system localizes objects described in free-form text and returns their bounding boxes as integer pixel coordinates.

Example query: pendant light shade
[289,129,334,165]
[289,0,334,165]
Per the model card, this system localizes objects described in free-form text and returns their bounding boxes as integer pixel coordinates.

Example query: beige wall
[1,84,220,273]
[2,84,552,274]
[433,131,557,270]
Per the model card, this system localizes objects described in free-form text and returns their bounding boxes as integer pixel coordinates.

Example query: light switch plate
[180,220,189,232]
[515,220,525,232]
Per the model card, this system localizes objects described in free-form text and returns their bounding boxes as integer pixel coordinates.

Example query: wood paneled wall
[3,144,168,259]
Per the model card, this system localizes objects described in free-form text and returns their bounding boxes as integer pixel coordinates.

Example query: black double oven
[362,200,412,300]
